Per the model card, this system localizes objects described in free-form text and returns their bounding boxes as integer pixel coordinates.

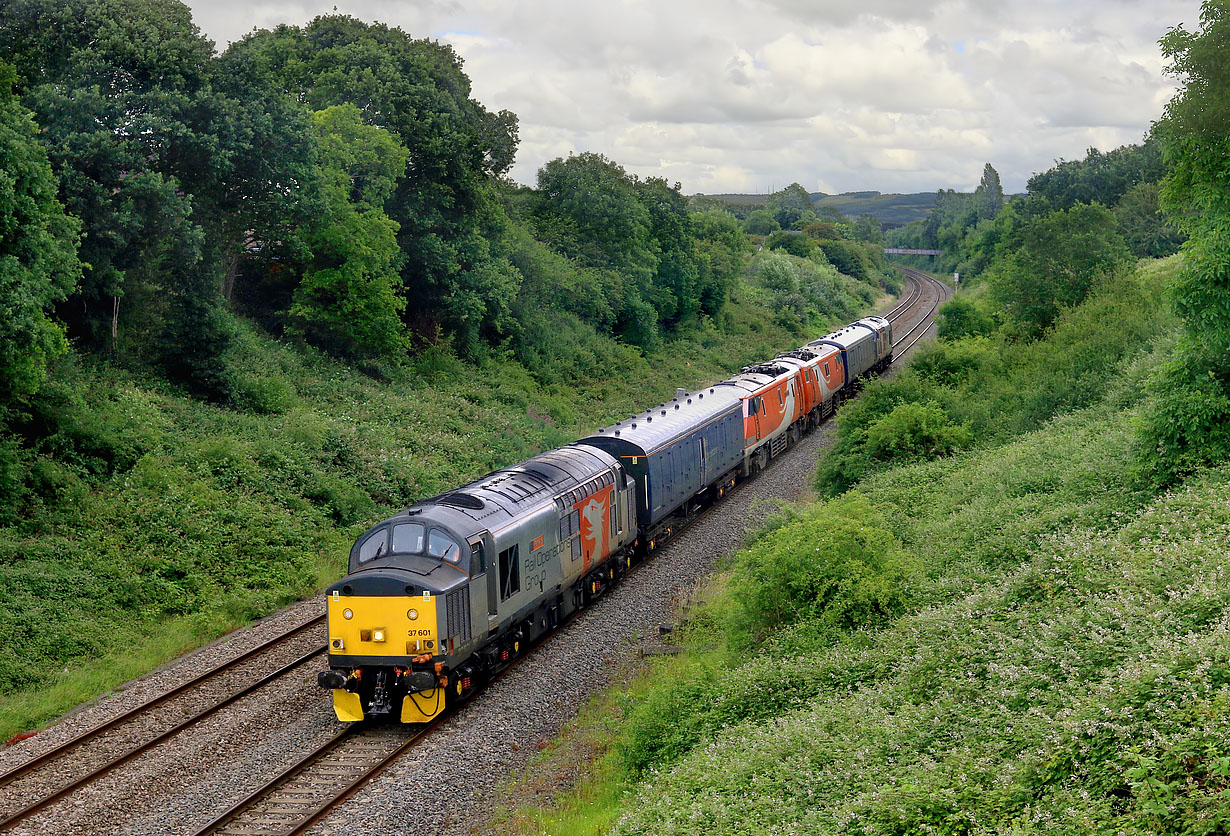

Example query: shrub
[935,294,995,340]
[731,494,915,643]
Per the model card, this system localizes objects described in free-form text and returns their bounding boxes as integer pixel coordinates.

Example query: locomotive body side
[319,444,635,723]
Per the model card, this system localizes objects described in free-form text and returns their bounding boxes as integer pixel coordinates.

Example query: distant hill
[694,190,941,227]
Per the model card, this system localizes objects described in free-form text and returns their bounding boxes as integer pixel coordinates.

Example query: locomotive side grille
[446,589,471,642]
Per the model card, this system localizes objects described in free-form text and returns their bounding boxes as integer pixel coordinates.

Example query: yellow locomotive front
[317,515,473,723]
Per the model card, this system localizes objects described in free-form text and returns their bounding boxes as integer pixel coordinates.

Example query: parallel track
[185,267,951,836]
[0,615,326,831]
[891,268,950,357]
[4,271,948,835]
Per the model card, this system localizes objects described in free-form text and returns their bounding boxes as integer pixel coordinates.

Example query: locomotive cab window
[358,528,388,563]
[428,530,462,564]
[392,523,424,554]
[470,541,486,574]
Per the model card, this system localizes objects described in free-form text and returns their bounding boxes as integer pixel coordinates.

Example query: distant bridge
[884,248,944,255]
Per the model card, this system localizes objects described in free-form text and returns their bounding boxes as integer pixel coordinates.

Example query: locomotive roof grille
[435,492,484,510]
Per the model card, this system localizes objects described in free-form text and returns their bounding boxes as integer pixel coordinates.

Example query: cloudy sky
[184,0,1201,196]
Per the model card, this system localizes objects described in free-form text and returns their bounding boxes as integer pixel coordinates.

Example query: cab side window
[358,529,388,563]
[499,545,520,601]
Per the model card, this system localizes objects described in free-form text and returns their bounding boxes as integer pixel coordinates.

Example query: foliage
[0,61,81,404]
[986,202,1132,335]
[765,182,815,229]
[751,251,872,333]
[1115,180,1185,258]
[218,14,518,356]
[0,0,321,397]
[1140,0,1230,484]
[816,258,1177,494]
[934,294,995,340]
[764,229,814,258]
[285,105,410,361]
[743,208,779,235]
[1027,138,1166,213]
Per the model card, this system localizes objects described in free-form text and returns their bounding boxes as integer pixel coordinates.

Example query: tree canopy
[1140,0,1230,481]
[0,61,82,404]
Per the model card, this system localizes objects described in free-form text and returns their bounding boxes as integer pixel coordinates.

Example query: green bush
[234,373,296,414]
[863,400,973,461]
[935,294,995,339]
[731,494,914,643]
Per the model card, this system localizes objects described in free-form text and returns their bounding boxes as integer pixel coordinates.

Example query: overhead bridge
[883,248,944,255]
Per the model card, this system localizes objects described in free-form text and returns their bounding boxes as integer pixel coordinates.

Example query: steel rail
[890,268,949,356]
[0,614,325,788]
[0,647,327,831]
[884,270,922,323]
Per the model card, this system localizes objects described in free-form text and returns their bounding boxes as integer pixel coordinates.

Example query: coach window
[358,528,388,563]
[499,545,520,601]
[392,523,424,554]
[429,529,462,564]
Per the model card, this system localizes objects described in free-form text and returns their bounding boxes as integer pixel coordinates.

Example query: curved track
[183,266,954,836]
[0,269,949,836]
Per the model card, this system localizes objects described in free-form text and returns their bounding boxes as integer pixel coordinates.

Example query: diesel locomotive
[317,316,892,722]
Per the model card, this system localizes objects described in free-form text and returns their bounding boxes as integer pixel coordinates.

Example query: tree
[974,163,1004,220]
[853,214,885,244]
[0,61,82,403]
[1140,1,1230,482]
[935,296,995,340]
[1114,181,1184,258]
[690,208,745,316]
[0,0,321,397]
[220,16,520,355]
[766,230,815,258]
[766,183,815,229]
[286,105,410,361]
[1026,140,1165,214]
[986,203,1131,335]
[744,209,779,235]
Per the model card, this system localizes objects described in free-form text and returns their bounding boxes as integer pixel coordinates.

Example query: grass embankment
[0,270,881,741]
[496,256,1230,835]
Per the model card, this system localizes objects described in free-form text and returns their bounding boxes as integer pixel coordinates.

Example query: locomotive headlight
[343,608,354,620]
[373,629,386,643]
[407,608,418,620]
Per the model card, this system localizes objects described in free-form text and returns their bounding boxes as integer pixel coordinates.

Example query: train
[316,315,893,722]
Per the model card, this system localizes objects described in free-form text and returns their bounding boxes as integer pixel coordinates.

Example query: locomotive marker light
[408,608,418,620]
[343,608,353,619]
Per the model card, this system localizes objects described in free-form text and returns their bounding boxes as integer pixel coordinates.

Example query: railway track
[0,615,327,831]
[0,270,948,836]
[890,268,950,357]
[181,269,953,836]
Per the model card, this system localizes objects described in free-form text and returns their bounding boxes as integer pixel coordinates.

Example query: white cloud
[184,0,1201,194]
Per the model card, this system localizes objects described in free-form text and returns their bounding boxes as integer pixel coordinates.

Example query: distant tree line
[887,150,1182,337]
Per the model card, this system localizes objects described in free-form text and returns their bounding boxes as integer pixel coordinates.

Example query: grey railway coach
[807,315,892,381]
[580,387,744,545]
